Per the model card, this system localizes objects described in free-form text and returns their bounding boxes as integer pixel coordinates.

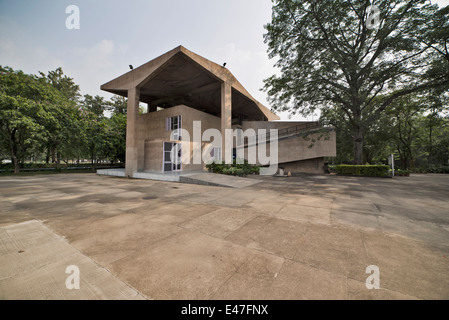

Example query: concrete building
[101,46,336,178]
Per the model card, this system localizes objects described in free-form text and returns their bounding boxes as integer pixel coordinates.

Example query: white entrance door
[163,142,182,172]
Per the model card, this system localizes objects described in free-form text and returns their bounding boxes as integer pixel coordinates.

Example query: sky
[1,0,448,121]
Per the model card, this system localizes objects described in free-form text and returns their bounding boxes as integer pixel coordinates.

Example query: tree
[0,66,66,173]
[107,95,127,115]
[36,68,82,164]
[321,101,394,164]
[105,113,127,163]
[413,4,449,88]
[39,67,81,102]
[82,94,107,117]
[264,0,449,164]
[387,95,425,169]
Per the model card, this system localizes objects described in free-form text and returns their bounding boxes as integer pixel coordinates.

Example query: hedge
[206,159,260,177]
[335,165,390,177]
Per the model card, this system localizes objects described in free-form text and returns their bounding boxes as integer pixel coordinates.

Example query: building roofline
[101,45,279,121]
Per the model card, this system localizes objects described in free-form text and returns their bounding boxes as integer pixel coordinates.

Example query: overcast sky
[1,0,448,121]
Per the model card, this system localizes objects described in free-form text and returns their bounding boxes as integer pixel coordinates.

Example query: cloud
[65,39,119,96]
[73,39,115,69]
[214,44,279,102]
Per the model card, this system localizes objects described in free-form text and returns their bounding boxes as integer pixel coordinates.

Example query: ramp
[179,173,261,189]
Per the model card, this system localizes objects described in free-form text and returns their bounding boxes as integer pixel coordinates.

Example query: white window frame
[165,115,182,140]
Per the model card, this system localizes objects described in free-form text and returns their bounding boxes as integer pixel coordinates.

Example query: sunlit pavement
[1,173,448,299]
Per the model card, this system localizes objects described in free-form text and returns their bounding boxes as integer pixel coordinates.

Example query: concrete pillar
[221,82,232,164]
[125,87,140,177]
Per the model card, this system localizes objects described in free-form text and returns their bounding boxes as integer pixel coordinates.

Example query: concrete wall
[279,158,325,174]
[240,121,336,167]
[136,106,337,173]
[137,105,221,172]
[242,121,319,131]
[276,130,336,163]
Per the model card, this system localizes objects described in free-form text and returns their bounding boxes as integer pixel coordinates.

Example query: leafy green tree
[264,0,449,164]
[0,66,69,172]
[82,94,107,118]
[386,95,426,168]
[38,67,80,102]
[1,67,129,171]
[105,113,127,163]
[36,68,82,164]
[107,95,127,115]
[413,4,449,89]
[77,107,101,164]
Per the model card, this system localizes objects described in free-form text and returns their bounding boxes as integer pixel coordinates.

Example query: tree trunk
[353,126,364,165]
[12,155,19,174]
[428,114,433,165]
[8,128,20,174]
[51,145,56,164]
[45,147,50,164]
[91,146,95,165]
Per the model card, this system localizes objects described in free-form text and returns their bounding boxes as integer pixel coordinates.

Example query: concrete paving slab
[69,216,183,266]
[203,250,285,300]
[331,209,381,231]
[292,224,368,282]
[270,260,348,300]
[225,216,308,259]
[200,189,257,208]
[0,220,145,300]
[246,197,291,214]
[378,215,449,246]
[108,229,253,300]
[274,204,331,225]
[210,271,276,300]
[332,198,380,215]
[361,231,449,300]
[133,202,220,225]
[347,278,420,300]
[378,203,449,225]
[288,195,334,209]
[180,208,258,239]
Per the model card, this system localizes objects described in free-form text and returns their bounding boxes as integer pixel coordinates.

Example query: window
[165,115,182,140]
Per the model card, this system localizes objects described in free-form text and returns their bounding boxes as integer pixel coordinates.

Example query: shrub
[207,159,260,177]
[395,169,410,177]
[335,165,390,177]
[206,161,226,174]
[411,165,449,174]
[251,166,260,174]
[234,168,245,176]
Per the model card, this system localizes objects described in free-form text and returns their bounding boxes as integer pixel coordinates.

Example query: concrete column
[125,87,140,177]
[221,82,232,164]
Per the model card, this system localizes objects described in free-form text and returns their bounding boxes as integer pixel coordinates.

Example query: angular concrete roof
[101,46,279,121]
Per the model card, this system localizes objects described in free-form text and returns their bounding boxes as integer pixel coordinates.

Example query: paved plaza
[1,173,448,299]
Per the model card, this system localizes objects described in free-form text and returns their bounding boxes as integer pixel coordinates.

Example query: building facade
[101,46,336,177]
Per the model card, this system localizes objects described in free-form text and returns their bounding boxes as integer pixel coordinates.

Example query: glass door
[163,142,182,172]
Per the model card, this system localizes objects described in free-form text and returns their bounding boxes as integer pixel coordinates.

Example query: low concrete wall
[279,158,325,174]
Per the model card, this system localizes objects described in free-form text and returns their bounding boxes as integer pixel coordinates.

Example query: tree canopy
[264,0,449,164]
[0,66,128,173]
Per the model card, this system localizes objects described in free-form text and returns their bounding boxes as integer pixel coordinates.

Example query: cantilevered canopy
[101,46,279,121]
